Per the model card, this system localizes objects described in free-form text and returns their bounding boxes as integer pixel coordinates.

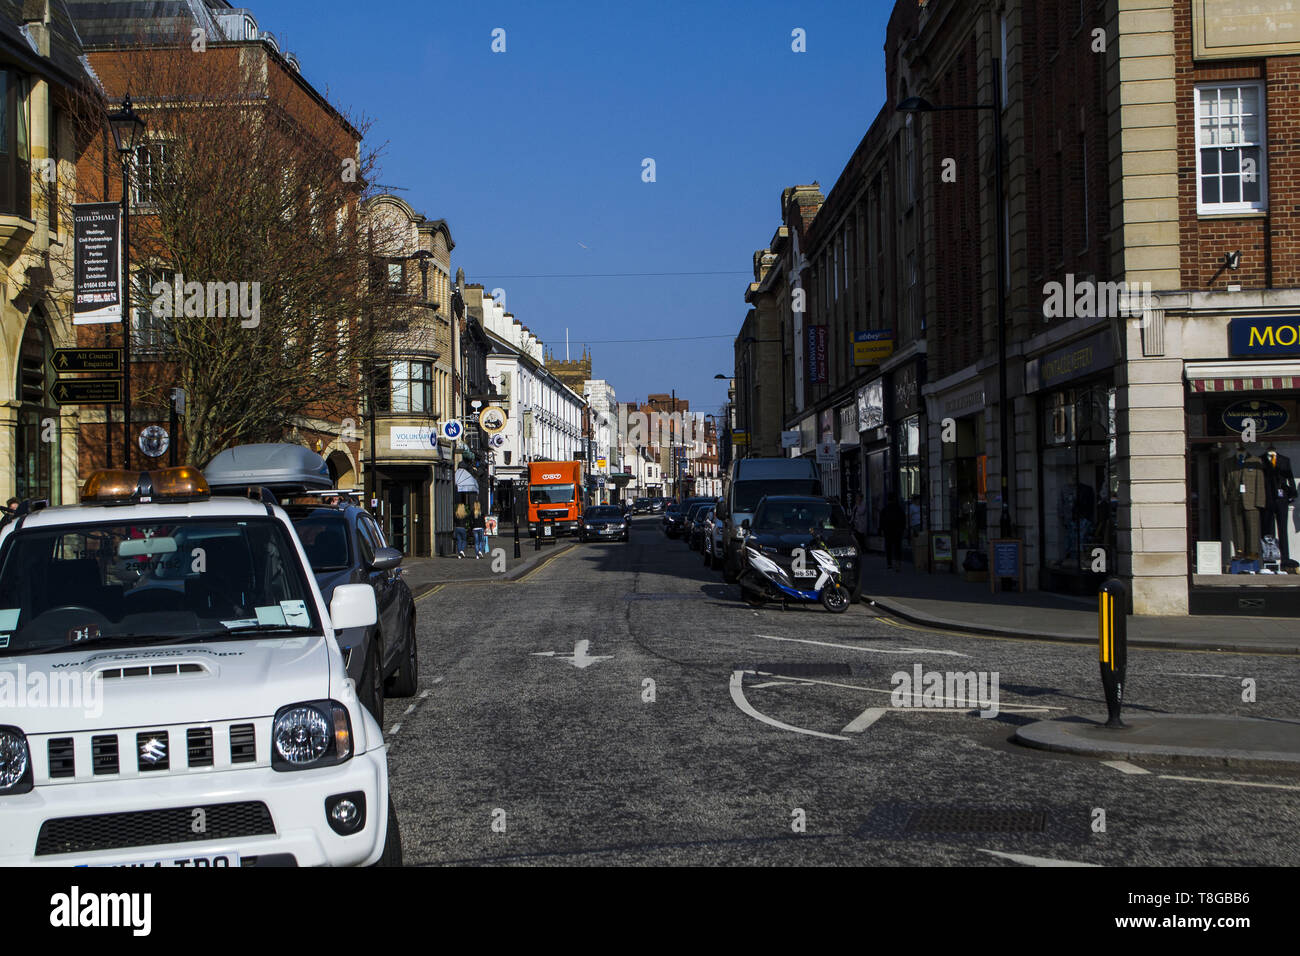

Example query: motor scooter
[738,532,851,613]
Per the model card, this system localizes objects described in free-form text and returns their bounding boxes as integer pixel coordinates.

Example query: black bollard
[513,517,521,559]
[1098,578,1128,728]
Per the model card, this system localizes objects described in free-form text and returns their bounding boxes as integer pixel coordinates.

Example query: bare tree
[58,36,428,466]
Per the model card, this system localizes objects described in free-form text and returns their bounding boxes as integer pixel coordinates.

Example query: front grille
[47,738,75,778]
[92,735,118,775]
[230,724,256,763]
[187,728,213,768]
[35,801,276,856]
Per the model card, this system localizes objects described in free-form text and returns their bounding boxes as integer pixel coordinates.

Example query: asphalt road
[387,517,1300,866]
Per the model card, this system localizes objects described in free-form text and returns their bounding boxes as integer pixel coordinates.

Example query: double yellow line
[1098,589,1115,668]
[414,543,573,604]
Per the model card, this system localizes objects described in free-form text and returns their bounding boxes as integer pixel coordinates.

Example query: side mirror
[330,583,377,630]
[370,546,403,572]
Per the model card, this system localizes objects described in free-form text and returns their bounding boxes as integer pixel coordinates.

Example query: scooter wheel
[821,585,851,614]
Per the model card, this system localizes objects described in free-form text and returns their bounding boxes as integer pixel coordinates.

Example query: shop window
[1039,383,1117,585]
[941,414,986,552]
[1195,83,1266,214]
[0,70,32,219]
[15,311,59,504]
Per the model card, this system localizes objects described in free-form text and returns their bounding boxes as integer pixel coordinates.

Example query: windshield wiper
[219,623,318,635]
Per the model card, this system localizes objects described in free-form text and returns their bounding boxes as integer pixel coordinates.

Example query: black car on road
[285,500,418,727]
[580,505,631,542]
[742,495,861,601]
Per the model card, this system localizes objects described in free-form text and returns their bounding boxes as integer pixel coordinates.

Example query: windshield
[0,516,321,656]
[753,500,850,534]
[734,480,821,514]
[587,507,622,518]
[290,512,352,571]
[530,486,575,504]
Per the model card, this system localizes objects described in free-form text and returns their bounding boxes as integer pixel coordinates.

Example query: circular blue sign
[443,420,463,440]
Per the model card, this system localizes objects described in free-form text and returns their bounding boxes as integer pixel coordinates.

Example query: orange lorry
[527,460,584,536]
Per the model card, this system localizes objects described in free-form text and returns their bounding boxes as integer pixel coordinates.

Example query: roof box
[204,443,332,495]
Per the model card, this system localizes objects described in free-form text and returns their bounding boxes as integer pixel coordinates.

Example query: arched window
[15,309,59,504]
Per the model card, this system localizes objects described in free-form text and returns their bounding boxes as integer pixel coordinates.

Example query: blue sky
[265,0,890,413]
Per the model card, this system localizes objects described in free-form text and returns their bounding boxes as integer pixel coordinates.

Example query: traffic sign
[441,419,463,441]
[53,348,122,373]
[52,377,121,405]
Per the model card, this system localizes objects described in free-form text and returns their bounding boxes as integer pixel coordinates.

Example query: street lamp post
[898,64,1013,536]
[106,96,146,469]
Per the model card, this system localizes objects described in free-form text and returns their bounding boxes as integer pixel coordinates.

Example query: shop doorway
[15,311,60,504]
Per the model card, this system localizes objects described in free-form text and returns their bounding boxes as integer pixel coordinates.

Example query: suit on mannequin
[1260,446,1298,562]
[1222,450,1266,559]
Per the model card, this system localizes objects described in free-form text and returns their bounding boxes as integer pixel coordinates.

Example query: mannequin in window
[1260,444,1297,563]
[1222,445,1265,561]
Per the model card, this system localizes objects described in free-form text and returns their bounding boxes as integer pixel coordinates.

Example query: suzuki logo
[139,737,167,765]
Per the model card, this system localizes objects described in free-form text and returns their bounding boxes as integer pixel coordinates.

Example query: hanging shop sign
[856,378,884,431]
[73,203,123,325]
[854,330,894,366]
[478,405,508,433]
[1228,316,1300,357]
[807,325,829,385]
[1222,398,1289,436]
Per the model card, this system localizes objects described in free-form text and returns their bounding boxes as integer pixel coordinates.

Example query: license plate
[793,569,818,578]
[544,526,553,536]
[96,851,240,867]
[602,528,618,535]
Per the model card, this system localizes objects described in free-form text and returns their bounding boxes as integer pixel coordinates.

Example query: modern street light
[106,95,146,469]
[898,66,1013,537]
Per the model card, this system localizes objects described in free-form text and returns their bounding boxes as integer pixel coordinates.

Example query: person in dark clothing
[880,498,907,571]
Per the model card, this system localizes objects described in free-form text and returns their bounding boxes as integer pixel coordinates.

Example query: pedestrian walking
[880,497,906,571]
[472,501,489,559]
[454,502,468,558]
[852,494,870,556]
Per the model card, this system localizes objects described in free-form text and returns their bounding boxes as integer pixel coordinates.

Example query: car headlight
[0,726,33,794]
[272,700,352,772]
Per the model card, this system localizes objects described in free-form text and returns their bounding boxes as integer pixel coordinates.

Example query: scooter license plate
[792,569,818,578]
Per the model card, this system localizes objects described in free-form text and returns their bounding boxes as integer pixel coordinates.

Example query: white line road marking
[753,633,969,658]
[388,722,402,735]
[532,640,613,669]
[729,670,849,741]
[841,707,888,734]
[747,671,1061,713]
[1159,673,1237,679]
[1157,775,1300,791]
[1102,760,1151,775]
[977,849,1098,867]
[749,680,816,689]
[403,704,416,716]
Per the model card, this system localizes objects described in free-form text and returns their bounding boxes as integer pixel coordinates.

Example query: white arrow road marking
[531,640,613,669]
[729,670,849,741]
[1102,760,1151,775]
[749,680,816,689]
[841,706,888,734]
[977,849,1099,867]
[753,633,969,658]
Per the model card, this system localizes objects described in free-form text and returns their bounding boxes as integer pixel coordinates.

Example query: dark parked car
[284,500,418,727]
[674,498,715,545]
[580,504,631,542]
[688,504,715,551]
[741,495,861,601]
[633,497,652,514]
[662,503,683,537]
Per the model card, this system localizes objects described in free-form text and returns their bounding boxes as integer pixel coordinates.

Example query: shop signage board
[807,325,829,384]
[1222,398,1289,436]
[1025,331,1114,392]
[1228,316,1300,356]
[854,330,893,366]
[930,531,954,566]
[989,538,1024,594]
[815,441,837,465]
[857,378,884,431]
[72,203,122,325]
[781,430,800,449]
[389,425,437,450]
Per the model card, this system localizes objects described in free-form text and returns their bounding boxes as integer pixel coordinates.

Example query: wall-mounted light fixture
[1225,250,1241,270]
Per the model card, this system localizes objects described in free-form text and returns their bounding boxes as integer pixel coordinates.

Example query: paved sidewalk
[399,524,572,597]
[1014,714,1300,770]
[859,561,1300,655]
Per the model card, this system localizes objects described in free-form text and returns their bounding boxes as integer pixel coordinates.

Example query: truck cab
[526,461,584,537]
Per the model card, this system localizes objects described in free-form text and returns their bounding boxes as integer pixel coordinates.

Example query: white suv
[0,466,399,867]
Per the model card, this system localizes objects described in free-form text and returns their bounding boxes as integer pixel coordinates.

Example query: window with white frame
[132,141,176,206]
[1195,83,1266,214]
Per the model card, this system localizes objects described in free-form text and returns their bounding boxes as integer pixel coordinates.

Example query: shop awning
[1185,360,1300,392]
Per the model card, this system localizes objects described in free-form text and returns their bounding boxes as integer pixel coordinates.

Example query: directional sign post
[52,378,122,405]
[52,348,122,373]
